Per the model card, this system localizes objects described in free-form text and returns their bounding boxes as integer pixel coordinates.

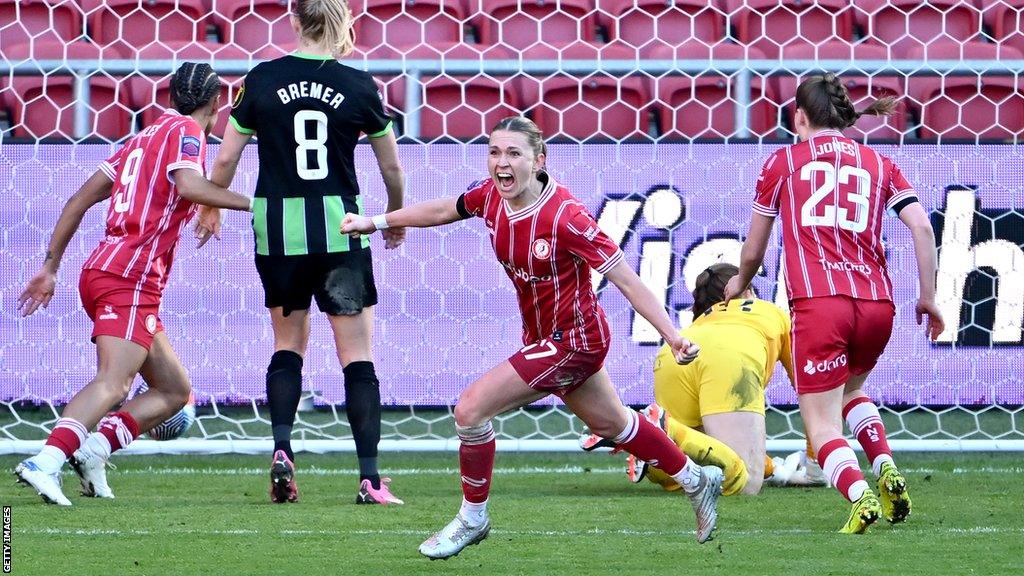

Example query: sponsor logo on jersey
[551,330,563,342]
[502,262,552,284]
[818,258,872,276]
[231,84,245,109]
[98,305,118,321]
[145,314,158,334]
[803,354,848,376]
[583,226,598,241]
[180,136,201,157]
[532,238,551,260]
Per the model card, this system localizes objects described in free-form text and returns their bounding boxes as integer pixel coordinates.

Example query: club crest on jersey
[231,84,245,109]
[532,238,551,260]
[181,136,201,157]
[145,314,158,334]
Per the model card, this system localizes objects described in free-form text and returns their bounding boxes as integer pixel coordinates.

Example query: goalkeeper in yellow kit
[583,263,824,495]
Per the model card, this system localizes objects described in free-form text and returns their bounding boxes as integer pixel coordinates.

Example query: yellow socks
[644,416,749,496]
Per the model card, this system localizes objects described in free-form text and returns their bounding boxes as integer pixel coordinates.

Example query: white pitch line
[22,526,1024,538]
[110,466,626,476]
[100,465,1023,476]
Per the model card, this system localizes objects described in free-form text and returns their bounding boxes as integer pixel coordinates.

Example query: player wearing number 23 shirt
[723,74,944,536]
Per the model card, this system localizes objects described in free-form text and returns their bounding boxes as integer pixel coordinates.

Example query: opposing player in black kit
[196,0,406,505]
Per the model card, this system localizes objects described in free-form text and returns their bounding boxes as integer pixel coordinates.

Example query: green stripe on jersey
[324,196,347,252]
[367,120,393,138]
[282,197,308,256]
[354,195,370,249]
[229,115,255,135]
[252,197,269,255]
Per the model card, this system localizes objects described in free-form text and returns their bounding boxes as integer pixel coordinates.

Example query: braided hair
[691,263,740,321]
[170,62,221,116]
[795,73,898,130]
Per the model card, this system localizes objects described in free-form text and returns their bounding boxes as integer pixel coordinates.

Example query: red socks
[45,417,89,458]
[818,438,870,502]
[97,411,140,454]
[843,396,894,477]
[457,422,496,504]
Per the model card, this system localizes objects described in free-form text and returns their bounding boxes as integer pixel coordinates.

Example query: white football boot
[687,465,724,543]
[15,460,72,506]
[788,451,828,487]
[69,450,115,498]
[419,514,491,560]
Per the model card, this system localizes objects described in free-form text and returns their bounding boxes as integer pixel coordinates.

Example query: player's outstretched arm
[197,124,254,247]
[603,260,699,365]
[173,169,253,212]
[898,201,945,341]
[724,213,775,304]
[18,170,113,316]
[341,198,462,238]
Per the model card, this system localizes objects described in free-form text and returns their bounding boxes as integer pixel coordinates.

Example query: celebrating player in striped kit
[342,117,723,559]
[724,73,945,533]
[15,63,253,505]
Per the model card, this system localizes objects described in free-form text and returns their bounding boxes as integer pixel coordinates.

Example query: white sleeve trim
[885,189,917,211]
[99,161,117,180]
[166,161,204,184]
[594,249,625,275]
[752,202,779,217]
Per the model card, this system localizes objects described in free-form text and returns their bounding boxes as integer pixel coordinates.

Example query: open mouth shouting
[495,171,515,191]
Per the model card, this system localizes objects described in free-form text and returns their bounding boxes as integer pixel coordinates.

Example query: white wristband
[248,196,256,212]
[371,214,390,231]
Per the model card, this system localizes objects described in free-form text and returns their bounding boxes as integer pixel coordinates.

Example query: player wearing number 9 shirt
[723,74,945,534]
[198,0,406,505]
[15,63,253,506]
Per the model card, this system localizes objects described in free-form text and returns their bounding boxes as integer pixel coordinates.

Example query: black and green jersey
[230,52,393,256]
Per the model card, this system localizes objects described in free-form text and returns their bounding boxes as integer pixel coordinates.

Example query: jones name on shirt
[276,81,345,108]
[813,139,856,156]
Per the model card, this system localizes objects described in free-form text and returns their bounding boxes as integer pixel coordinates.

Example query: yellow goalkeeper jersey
[654,298,795,425]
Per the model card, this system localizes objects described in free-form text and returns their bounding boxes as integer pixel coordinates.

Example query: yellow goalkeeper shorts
[653,349,767,429]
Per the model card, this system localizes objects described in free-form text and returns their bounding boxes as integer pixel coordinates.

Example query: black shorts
[255,249,378,317]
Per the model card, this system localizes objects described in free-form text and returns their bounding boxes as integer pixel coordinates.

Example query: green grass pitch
[4,452,1020,576]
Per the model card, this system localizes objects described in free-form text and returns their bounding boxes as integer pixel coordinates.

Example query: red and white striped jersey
[83,110,206,294]
[752,129,917,303]
[462,175,624,352]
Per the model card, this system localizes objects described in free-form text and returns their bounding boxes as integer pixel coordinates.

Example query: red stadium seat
[778,42,908,141]
[725,0,854,59]
[3,42,132,140]
[354,0,466,51]
[906,42,1024,141]
[471,0,597,50]
[129,42,253,139]
[596,0,727,52]
[82,0,207,54]
[386,43,521,141]
[0,0,83,51]
[648,43,777,139]
[212,0,293,53]
[980,0,1024,53]
[854,0,983,58]
[519,42,649,141]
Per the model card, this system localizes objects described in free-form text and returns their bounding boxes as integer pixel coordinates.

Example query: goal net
[1,1,1022,453]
